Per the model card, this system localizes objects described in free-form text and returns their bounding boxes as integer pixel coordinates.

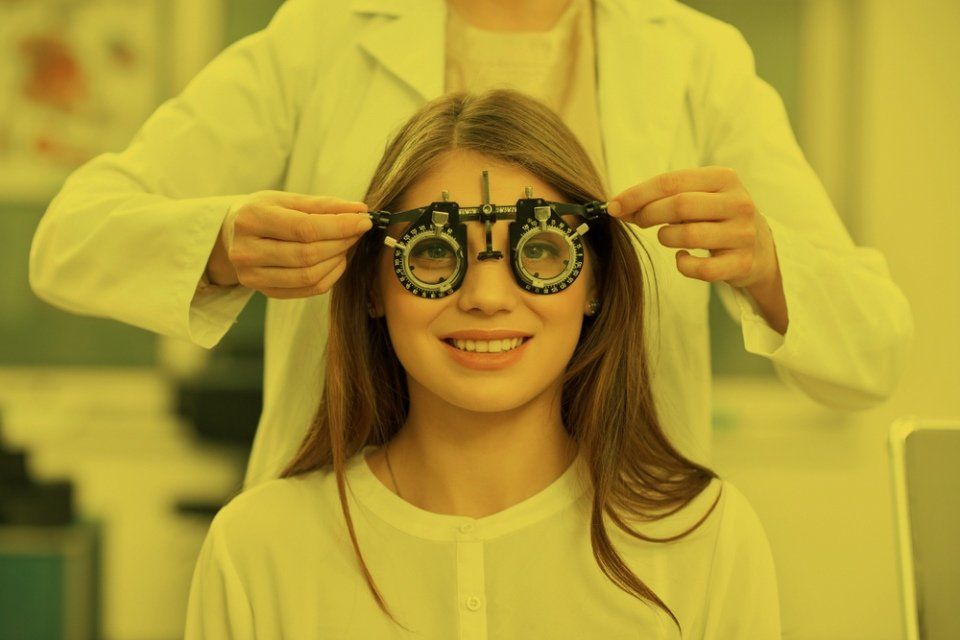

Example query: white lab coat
[29,0,913,489]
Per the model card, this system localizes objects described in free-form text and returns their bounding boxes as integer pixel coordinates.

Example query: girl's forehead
[397,154,565,210]
[387,157,575,238]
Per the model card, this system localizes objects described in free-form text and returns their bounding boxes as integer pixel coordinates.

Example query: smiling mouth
[443,337,530,353]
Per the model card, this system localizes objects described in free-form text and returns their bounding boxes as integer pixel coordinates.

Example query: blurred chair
[888,417,960,640]
[0,414,99,640]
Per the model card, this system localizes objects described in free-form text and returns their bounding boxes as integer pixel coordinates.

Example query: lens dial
[510,200,585,294]
[393,204,466,298]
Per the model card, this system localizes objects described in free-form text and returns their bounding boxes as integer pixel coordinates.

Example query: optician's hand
[205,190,372,299]
[606,166,780,290]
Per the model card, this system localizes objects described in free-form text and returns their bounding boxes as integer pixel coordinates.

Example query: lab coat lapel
[347,0,695,195]
[595,0,694,193]
[351,0,445,102]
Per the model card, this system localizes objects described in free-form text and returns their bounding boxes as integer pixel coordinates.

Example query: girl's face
[371,149,597,413]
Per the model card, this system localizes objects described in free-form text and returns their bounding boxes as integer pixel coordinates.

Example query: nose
[455,224,519,314]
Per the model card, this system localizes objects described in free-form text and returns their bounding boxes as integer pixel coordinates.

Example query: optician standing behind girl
[29,0,912,488]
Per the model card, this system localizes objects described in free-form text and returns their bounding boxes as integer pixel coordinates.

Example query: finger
[244,254,345,290]
[233,234,362,269]
[259,258,349,299]
[266,192,368,215]
[675,248,751,283]
[608,166,737,224]
[316,257,349,292]
[243,204,372,243]
[657,219,756,250]
[640,192,749,227]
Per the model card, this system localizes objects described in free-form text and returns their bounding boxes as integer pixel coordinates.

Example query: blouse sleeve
[28,0,323,349]
[184,516,256,640]
[703,26,914,410]
[700,482,781,639]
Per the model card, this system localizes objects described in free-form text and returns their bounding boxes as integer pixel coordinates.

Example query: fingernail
[355,218,373,234]
[607,201,622,216]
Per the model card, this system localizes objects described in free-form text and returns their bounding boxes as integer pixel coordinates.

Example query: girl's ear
[588,279,599,303]
[587,265,599,302]
[584,276,600,317]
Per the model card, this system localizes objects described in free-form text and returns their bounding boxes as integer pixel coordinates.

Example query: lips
[444,336,528,353]
[440,335,532,370]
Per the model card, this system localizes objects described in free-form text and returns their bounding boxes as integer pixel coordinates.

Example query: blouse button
[459,522,474,533]
[466,596,483,611]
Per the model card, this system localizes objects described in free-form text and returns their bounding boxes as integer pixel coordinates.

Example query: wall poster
[0,0,168,203]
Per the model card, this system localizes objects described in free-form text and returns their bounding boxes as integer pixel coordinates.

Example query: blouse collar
[345,444,592,541]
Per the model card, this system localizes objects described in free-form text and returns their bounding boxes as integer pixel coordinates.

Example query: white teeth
[451,337,524,353]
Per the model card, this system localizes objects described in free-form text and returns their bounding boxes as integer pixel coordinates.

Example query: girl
[185,89,780,639]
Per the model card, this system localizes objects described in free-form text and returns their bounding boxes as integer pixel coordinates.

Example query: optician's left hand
[606,166,780,290]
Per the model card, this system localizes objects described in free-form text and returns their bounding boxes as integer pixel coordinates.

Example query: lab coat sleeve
[702,28,914,409]
[28,0,322,349]
[185,515,256,640]
[701,482,781,639]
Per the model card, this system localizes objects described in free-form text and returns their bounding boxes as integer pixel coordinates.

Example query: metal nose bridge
[476,170,503,261]
[463,220,511,269]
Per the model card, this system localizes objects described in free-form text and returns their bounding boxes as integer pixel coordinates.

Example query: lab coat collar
[348,0,682,101]
[347,0,678,20]
[351,0,447,101]
[348,0,692,191]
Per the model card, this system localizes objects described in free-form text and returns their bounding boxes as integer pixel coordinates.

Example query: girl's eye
[523,243,559,260]
[413,240,453,261]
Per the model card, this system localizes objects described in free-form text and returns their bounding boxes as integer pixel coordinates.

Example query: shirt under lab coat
[29,0,914,487]
[184,445,781,639]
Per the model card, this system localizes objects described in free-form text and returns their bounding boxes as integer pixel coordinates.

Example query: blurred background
[0,0,957,638]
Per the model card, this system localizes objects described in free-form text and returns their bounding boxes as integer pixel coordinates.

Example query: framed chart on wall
[0,0,227,367]
[0,0,170,205]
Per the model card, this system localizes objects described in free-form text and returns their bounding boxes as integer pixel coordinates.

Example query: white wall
[852,1,960,633]
[714,2,959,639]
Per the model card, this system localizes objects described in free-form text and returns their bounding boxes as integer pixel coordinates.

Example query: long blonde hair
[279,89,721,634]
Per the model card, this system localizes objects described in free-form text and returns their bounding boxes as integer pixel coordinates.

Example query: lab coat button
[466,596,483,611]
[459,522,474,533]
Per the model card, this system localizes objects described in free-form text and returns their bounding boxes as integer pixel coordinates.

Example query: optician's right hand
[205,190,372,299]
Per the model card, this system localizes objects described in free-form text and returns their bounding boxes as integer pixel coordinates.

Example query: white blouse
[185,445,781,638]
